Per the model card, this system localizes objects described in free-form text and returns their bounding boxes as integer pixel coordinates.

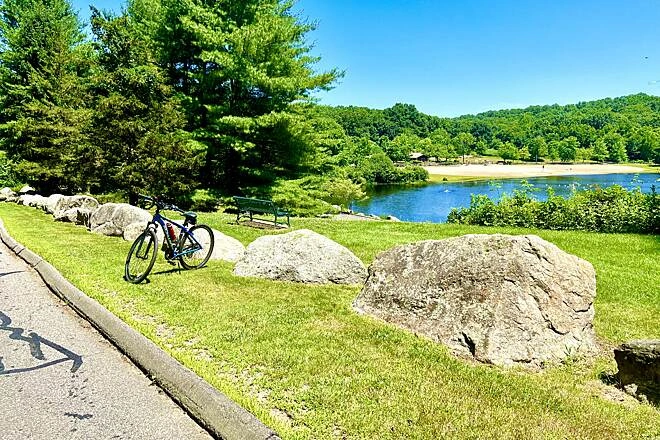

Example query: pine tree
[0,0,93,193]
[128,0,340,190]
[89,8,202,199]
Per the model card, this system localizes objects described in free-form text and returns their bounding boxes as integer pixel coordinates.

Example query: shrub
[182,189,222,212]
[448,185,658,234]
[267,177,337,217]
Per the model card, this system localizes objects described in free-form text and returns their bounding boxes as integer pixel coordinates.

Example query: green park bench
[233,196,290,227]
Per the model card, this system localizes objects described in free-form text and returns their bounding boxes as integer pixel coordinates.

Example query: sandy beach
[423,163,657,178]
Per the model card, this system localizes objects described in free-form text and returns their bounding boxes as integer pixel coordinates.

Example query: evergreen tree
[0,0,93,192]
[128,0,340,190]
[89,9,202,199]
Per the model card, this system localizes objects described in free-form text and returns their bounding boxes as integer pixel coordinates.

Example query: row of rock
[2,188,246,263]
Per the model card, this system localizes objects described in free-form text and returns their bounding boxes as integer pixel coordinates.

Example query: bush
[173,189,222,212]
[448,185,658,234]
[347,153,428,185]
[268,177,336,217]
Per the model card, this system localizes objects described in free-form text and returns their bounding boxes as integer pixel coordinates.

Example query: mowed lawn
[1,203,658,439]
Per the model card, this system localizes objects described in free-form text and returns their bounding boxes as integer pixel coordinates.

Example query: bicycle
[124,194,215,284]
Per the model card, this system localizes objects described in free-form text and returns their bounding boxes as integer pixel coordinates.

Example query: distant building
[409,152,428,162]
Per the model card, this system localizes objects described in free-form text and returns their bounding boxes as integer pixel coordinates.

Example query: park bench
[233,196,290,227]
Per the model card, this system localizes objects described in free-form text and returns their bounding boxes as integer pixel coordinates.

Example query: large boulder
[44,194,65,214]
[234,229,367,285]
[18,185,35,194]
[614,340,660,404]
[123,222,166,245]
[90,203,151,237]
[0,187,16,201]
[54,208,92,226]
[18,194,36,206]
[30,195,48,210]
[53,195,99,218]
[353,234,598,368]
[207,229,245,263]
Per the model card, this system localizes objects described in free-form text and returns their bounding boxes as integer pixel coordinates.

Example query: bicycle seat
[183,211,197,224]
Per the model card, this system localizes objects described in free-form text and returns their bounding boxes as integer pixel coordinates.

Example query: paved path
[0,242,212,439]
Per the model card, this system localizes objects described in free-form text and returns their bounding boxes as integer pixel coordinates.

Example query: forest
[1,0,659,214]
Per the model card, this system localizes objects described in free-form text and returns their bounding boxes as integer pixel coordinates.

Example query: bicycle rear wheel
[178,224,214,270]
[125,228,158,283]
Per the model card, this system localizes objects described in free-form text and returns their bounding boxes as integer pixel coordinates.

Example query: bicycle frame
[149,211,203,259]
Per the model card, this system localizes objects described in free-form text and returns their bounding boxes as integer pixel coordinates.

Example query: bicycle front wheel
[125,228,158,283]
[178,224,214,270]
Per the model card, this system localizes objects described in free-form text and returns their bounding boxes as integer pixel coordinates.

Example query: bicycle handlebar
[138,194,185,213]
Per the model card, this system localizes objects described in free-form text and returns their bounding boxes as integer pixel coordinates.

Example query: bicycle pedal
[166,259,177,266]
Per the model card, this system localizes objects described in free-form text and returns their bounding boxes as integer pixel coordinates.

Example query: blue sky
[73,0,660,117]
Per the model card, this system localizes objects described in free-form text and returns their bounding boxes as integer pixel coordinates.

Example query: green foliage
[604,132,628,163]
[0,0,93,193]
[177,189,222,212]
[266,177,337,216]
[0,151,18,187]
[559,136,579,163]
[497,141,519,161]
[323,94,660,165]
[89,9,202,199]
[128,0,340,190]
[448,185,659,234]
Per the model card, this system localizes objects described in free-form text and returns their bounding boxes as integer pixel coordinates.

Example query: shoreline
[423,163,657,180]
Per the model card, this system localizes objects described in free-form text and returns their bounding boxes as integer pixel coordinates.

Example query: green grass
[1,204,658,439]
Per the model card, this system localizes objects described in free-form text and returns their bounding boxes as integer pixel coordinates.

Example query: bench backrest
[233,196,277,214]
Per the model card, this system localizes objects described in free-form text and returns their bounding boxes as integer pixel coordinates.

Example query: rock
[18,194,36,206]
[353,234,598,368]
[207,229,245,263]
[123,222,147,242]
[18,185,35,194]
[30,195,48,209]
[234,229,367,285]
[387,215,401,222]
[53,195,99,218]
[122,222,164,243]
[90,203,151,237]
[0,187,15,201]
[54,208,92,226]
[614,340,660,404]
[44,194,65,214]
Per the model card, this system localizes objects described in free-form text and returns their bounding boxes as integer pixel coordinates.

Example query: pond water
[351,173,660,223]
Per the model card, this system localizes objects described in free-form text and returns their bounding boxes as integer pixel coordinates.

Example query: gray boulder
[234,229,367,285]
[90,203,151,237]
[208,229,245,263]
[0,187,16,201]
[122,222,164,243]
[44,194,65,214]
[18,185,35,194]
[614,340,660,404]
[54,208,92,226]
[354,234,598,368]
[31,195,48,209]
[18,194,36,206]
[53,195,99,218]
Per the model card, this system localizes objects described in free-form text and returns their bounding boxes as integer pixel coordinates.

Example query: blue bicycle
[124,195,215,284]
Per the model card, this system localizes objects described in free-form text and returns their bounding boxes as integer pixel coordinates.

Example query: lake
[351,173,660,223]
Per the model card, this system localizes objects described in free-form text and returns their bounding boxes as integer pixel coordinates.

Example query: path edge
[0,218,280,440]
